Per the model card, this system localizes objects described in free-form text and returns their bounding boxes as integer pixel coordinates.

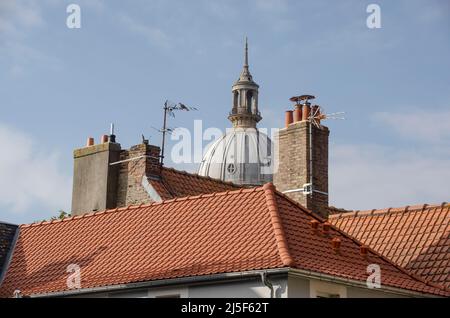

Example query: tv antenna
[289,94,345,198]
[290,95,345,127]
[159,100,197,166]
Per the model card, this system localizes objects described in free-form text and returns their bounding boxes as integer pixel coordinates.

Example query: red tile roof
[149,167,242,200]
[329,203,450,289]
[0,185,447,297]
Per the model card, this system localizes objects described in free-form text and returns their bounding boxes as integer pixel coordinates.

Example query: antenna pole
[109,123,116,143]
[160,101,168,166]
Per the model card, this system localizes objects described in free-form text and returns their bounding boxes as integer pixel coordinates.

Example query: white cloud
[374,109,450,143]
[0,124,71,216]
[330,143,450,211]
[0,0,44,39]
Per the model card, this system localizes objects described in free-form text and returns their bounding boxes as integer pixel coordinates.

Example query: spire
[239,37,253,82]
[244,36,249,67]
[230,37,261,128]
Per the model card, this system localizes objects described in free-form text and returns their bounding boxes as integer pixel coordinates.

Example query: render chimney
[71,136,121,216]
[274,94,330,218]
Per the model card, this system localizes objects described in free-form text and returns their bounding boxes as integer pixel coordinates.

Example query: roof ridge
[262,183,295,267]
[271,186,449,295]
[162,166,243,189]
[328,202,450,219]
[274,188,327,222]
[21,186,265,229]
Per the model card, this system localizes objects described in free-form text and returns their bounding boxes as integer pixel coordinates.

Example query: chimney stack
[72,131,163,215]
[274,95,330,218]
[72,135,121,216]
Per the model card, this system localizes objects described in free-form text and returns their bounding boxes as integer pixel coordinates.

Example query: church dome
[198,128,273,186]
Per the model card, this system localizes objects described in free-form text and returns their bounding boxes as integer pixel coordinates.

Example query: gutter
[289,268,443,298]
[260,272,274,298]
[31,268,289,298]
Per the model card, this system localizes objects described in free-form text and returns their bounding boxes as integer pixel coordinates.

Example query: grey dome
[198,128,273,186]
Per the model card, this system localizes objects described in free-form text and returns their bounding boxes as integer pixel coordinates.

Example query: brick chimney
[115,143,162,207]
[274,95,330,218]
[71,134,162,216]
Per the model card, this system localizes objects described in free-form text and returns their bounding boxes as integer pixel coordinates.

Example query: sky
[0,0,449,224]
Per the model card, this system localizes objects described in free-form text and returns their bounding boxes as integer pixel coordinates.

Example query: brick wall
[116,144,161,207]
[274,121,329,218]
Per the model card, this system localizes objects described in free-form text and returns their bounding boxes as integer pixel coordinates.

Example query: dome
[198,128,273,185]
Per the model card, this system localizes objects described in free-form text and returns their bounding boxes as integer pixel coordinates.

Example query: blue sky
[0,0,449,224]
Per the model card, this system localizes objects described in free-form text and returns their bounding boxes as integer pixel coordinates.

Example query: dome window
[227,163,236,175]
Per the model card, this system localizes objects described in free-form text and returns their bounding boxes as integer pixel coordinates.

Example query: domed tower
[229,38,262,129]
[198,39,273,185]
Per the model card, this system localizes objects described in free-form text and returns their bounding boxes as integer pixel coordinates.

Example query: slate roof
[0,222,18,284]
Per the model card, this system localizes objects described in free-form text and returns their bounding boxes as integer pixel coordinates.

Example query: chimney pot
[302,104,311,121]
[285,110,293,128]
[101,135,109,144]
[293,105,302,123]
[86,137,95,147]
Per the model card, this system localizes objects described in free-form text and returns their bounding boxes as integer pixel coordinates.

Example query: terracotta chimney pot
[285,110,293,128]
[86,137,95,147]
[302,104,311,121]
[293,105,302,123]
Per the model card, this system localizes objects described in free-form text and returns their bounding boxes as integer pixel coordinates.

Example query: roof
[148,167,242,201]
[0,185,447,297]
[0,222,18,283]
[329,203,450,289]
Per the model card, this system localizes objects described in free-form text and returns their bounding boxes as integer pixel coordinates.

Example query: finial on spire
[244,37,249,67]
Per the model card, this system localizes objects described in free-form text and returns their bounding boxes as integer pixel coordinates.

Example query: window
[234,91,239,108]
[227,163,236,175]
[246,91,253,112]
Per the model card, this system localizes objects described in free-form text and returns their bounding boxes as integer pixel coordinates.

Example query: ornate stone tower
[198,39,273,185]
[228,38,262,129]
